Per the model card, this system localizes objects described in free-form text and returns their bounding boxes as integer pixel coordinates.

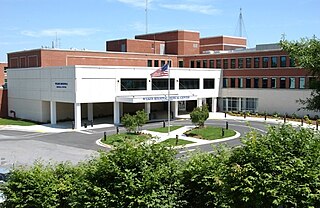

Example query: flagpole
[168,63,170,135]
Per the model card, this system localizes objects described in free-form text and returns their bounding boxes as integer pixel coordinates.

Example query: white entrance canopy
[116,94,198,103]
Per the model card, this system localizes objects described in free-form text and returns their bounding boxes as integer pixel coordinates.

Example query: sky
[0,0,319,62]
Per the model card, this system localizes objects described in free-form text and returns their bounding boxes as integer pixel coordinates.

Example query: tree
[224,124,320,207]
[121,110,148,133]
[190,104,209,128]
[280,36,320,111]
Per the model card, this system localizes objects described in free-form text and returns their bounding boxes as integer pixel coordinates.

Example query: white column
[74,103,81,129]
[197,98,203,107]
[174,101,179,118]
[50,101,56,125]
[114,102,120,125]
[212,97,217,113]
[225,98,229,112]
[238,98,242,112]
[87,103,93,122]
[145,102,151,119]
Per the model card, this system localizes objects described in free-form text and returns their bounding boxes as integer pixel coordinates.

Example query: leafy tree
[180,147,231,208]
[224,124,320,207]
[85,142,185,208]
[280,36,320,111]
[190,104,209,128]
[135,109,148,131]
[121,110,148,133]
[121,113,137,133]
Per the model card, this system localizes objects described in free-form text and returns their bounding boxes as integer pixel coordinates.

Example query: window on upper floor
[289,77,296,89]
[223,59,229,69]
[254,78,259,88]
[203,60,207,68]
[209,60,214,68]
[280,77,286,88]
[223,78,228,88]
[262,78,268,88]
[231,59,236,69]
[271,78,277,88]
[271,56,278,67]
[246,58,252,68]
[230,78,236,88]
[154,60,159,67]
[147,60,152,67]
[254,57,260,68]
[121,79,147,91]
[203,79,215,89]
[179,78,200,89]
[152,78,175,90]
[238,78,243,88]
[238,58,244,68]
[299,77,305,89]
[196,60,201,68]
[161,60,166,66]
[280,56,287,67]
[262,57,269,68]
[216,59,222,68]
[246,78,251,88]
[178,60,184,68]
[308,77,316,89]
[190,60,195,68]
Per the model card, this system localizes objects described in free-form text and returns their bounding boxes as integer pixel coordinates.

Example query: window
[230,78,236,88]
[246,58,252,68]
[280,77,286,88]
[147,60,152,67]
[238,78,243,88]
[216,59,221,68]
[262,78,268,88]
[209,60,214,68]
[289,77,295,89]
[262,57,269,68]
[121,79,147,91]
[308,77,316,89]
[238,58,244,68]
[228,97,239,111]
[203,79,215,89]
[299,77,305,89]
[290,58,296,67]
[203,60,207,68]
[254,78,259,88]
[231,59,236,68]
[121,44,126,52]
[245,98,258,112]
[271,78,277,88]
[280,56,287,67]
[190,60,195,68]
[223,78,228,88]
[161,60,166,66]
[246,78,251,88]
[223,59,229,69]
[154,60,159,67]
[179,79,200,89]
[152,79,174,90]
[178,60,184,68]
[254,57,260,68]
[271,56,277,67]
[196,60,201,68]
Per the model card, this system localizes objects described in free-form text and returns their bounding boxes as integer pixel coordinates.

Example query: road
[0,118,271,166]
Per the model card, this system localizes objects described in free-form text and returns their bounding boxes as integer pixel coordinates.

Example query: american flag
[150,63,169,77]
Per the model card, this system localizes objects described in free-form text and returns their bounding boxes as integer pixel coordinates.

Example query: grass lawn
[185,126,236,140]
[148,126,182,133]
[101,132,152,146]
[161,138,195,146]
[0,118,37,126]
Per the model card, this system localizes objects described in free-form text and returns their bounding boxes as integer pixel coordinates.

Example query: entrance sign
[116,94,197,103]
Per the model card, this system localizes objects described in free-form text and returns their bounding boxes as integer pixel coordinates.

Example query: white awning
[116,94,197,103]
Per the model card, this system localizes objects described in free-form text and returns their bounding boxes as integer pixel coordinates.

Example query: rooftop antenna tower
[234,8,247,38]
[145,0,148,34]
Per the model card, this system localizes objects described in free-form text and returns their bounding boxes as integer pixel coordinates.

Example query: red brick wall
[200,36,246,52]
[8,50,41,68]
[0,89,8,117]
[0,63,7,86]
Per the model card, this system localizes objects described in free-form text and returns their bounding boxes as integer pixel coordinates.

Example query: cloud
[159,3,220,15]
[116,0,153,8]
[21,28,100,37]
